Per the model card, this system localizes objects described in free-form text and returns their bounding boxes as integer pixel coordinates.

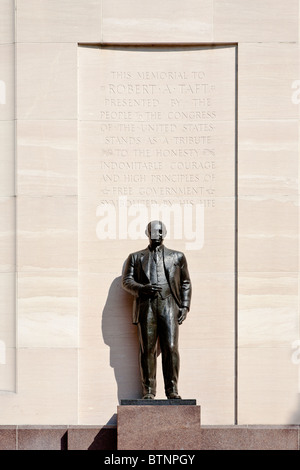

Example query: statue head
[145,220,167,248]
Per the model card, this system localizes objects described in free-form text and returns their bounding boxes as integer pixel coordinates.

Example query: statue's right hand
[139,284,162,296]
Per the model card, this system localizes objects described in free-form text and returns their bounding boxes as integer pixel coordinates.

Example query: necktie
[150,250,158,284]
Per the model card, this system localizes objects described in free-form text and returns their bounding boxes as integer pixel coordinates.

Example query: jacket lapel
[163,247,175,277]
[163,247,181,305]
[163,247,174,273]
[140,249,150,281]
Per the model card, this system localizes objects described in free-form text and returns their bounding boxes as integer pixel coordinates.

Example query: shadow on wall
[87,428,117,450]
[101,275,143,405]
[289,394,300,424]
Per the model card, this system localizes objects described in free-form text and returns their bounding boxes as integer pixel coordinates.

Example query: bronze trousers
[137,294,180,397]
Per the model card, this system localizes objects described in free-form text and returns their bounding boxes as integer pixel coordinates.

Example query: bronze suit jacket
[122,246,192,324]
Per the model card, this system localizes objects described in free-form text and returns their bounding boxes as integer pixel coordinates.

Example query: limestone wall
[0,0,299,426]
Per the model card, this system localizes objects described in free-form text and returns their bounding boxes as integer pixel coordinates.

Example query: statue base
[120,399,197,406]
[117,400,201,450]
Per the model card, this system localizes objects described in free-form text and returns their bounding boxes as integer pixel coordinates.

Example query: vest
[149,248,171,299]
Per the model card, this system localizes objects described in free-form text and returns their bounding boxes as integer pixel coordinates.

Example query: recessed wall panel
[78,45,236,424]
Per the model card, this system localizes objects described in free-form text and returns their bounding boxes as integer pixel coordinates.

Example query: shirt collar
[148,244,164,253]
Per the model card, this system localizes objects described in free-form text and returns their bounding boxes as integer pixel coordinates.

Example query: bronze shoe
[167,392,181,399]
[143,393,155,399]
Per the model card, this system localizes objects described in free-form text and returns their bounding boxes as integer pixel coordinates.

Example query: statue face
[148,221,164,245]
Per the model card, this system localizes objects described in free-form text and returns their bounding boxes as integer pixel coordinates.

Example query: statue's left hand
[178,307,188,325]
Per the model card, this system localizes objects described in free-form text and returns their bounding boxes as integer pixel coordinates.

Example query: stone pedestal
[117,400,201,450]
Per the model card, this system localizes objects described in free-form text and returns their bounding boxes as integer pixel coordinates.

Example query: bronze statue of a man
[122,220,192,400]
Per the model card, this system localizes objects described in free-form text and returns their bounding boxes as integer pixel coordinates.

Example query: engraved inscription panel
[78,46,236,423]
